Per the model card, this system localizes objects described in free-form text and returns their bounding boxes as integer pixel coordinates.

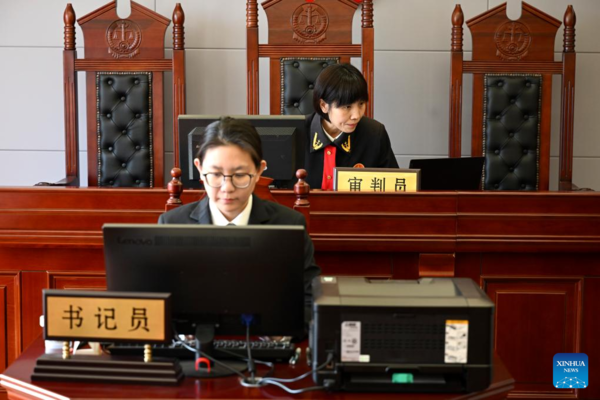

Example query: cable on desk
[214,347,275,377]
[172,327,333,394]
[240,352,334,393]
[173,333,247,379]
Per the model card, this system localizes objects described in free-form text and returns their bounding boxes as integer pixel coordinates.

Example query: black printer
[310,277,494,393]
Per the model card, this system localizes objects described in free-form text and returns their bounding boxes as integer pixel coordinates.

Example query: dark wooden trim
[172,3,185,50]
[269,58,280,115]
[448,5,464,158]
[75,60,173,71]
[539,74,553,191]
[362,29,374,118]
[63,4,75,51]
[463,61,563,74]
[77,1,170,26]
[63,51,79,183]
[258,44,362,57]
[153,73,165,188]
[246,14,259,115]
[470,74,484,157]
[85,72,97,187]
[172,4,186,169]
[172,52,185,168]
[361,0,374,118]
[63,5,79,185]
[522,1,562,27]
[466,3,507,27]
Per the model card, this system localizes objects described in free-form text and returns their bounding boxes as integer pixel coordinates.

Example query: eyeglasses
[202,173,255,189]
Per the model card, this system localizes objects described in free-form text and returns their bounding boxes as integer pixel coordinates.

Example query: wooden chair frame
[246,0,375,117]
[448,2,576,191]
[60,1,186,187]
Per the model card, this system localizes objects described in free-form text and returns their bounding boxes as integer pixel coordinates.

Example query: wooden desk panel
[0,187,599,399]
[0,336,514,400]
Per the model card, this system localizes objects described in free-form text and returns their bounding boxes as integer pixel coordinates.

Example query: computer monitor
[178,115,306,189]
[409,157,485,190]
[103,224,305,338]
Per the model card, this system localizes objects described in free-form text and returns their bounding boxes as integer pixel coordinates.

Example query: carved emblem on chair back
[107,20,142,59]
[291,4,329,44]
[494,22,531,61]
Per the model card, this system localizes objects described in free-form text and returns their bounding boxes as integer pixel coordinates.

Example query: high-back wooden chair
[55,1,186,187]
[246,0,375,117]
[449,2,576,190]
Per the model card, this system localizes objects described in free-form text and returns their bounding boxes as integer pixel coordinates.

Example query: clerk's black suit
[158,194,320,294]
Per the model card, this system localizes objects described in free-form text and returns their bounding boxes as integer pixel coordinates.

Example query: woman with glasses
[158,117,320,296]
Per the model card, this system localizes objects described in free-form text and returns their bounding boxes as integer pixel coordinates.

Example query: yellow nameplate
[43,290,170,343]
[334,168,420,192]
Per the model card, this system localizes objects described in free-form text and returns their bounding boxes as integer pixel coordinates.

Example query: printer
[310,277,494,393]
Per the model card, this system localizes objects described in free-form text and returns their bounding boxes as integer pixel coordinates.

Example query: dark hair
[313,63,369,122]
[195,117,263,168]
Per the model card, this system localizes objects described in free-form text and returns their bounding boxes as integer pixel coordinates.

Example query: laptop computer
[408,157,485,190]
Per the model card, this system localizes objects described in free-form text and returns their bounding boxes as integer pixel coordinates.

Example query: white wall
[1,0,599,190]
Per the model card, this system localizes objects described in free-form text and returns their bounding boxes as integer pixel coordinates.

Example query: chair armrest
[559,181,595,192]
[35,176,79,187]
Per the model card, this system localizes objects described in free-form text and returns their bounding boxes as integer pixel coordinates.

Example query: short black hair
[313,63,369,122]
[195,117,263,168]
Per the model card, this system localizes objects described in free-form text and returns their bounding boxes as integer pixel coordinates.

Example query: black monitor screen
[178,115,306,189]
[409,157,485,190]
[103,224,305,337]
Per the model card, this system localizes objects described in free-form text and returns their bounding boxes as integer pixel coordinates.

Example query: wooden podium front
[1,186,599,399]
[0,336,513,400]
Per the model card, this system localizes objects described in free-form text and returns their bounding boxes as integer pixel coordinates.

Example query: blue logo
[554,353,588,389]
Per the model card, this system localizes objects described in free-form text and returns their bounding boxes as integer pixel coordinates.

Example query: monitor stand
[180,325,247,378]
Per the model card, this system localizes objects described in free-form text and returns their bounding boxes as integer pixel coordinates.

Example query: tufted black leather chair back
[281,58,338,115]
[483,75,541,190]
[97,73,153,187]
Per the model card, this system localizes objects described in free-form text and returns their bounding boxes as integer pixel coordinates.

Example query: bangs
[323,72,369,107]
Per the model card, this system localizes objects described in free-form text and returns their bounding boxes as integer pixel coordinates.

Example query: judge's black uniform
[158,194,320,298]
[303,113,399,189]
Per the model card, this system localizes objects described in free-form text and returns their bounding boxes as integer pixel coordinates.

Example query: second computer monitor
[178,115,306,189]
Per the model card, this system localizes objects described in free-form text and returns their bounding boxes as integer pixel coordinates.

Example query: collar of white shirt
[321,120,342,143]
[208,195,253,226]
